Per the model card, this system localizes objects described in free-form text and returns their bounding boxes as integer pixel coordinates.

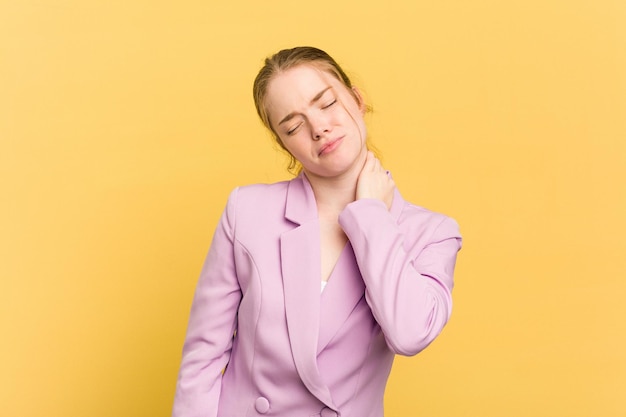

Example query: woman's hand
[356,151,395,210]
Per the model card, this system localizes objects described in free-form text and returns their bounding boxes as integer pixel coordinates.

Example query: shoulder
[398,199,457,228]
[222,179,292,222]
[395,195,462,245]
[218,179,298,241]
[230,180,291,203]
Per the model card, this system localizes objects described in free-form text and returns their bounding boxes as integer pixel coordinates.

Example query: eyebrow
[278,87,333,126]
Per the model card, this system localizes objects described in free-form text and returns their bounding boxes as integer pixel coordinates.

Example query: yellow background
[1,0,625,416]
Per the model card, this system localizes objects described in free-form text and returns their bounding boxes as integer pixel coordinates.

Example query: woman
[173,46,462,417]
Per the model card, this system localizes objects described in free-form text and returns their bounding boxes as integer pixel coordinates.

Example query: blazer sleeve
[338,197,462,356]
[172,188,242,417]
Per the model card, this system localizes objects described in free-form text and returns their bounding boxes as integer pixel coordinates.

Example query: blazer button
[254,397,270,414]
[320,407,338,417]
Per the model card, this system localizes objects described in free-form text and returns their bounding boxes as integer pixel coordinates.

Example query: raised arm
[339,195,462,356]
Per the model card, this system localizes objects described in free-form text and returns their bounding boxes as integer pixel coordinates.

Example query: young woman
[173,46,462,417]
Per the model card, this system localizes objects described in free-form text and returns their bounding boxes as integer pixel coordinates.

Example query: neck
[306,174,357,214]
[303,150,367,215]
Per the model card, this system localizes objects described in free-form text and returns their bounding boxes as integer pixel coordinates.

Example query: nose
[310,114,331,141]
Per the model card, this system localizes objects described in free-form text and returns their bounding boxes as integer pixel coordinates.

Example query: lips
[318,136,344,156]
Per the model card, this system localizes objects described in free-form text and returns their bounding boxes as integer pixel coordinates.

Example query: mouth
[318,136,344,156]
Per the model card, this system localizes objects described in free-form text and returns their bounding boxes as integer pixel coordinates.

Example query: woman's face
[265,64,367,180]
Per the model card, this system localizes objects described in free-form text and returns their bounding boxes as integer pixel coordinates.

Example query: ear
[351,86,367,114]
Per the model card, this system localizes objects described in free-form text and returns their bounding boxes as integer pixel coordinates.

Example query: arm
[345,152,462,355]
[339,199,461,356]
[172,189,242,417]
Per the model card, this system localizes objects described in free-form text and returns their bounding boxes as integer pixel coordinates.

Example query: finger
[372,157,384,173]
[363,151,375,171]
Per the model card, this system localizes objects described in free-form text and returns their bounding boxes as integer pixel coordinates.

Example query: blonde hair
[253,46,372,174]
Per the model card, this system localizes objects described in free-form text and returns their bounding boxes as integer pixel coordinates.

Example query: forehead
[265,65,343,117]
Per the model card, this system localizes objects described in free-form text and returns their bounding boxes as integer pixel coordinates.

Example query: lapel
[280,174,336,408]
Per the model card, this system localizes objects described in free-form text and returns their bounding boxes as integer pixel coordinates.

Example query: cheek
[347,107,367,141]
[280,136,307,157]
[338,100,367,138]
[355,114,367,138]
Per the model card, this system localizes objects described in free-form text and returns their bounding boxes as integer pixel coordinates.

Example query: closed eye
[287,122,302,135]
[322,99,337,109]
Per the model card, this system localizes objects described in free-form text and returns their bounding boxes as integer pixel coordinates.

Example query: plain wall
[1,0,625,416]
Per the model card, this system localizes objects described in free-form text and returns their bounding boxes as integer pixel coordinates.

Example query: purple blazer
[173,174,462,417]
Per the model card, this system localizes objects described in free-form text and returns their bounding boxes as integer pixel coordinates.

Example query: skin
[265,64,395,282]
